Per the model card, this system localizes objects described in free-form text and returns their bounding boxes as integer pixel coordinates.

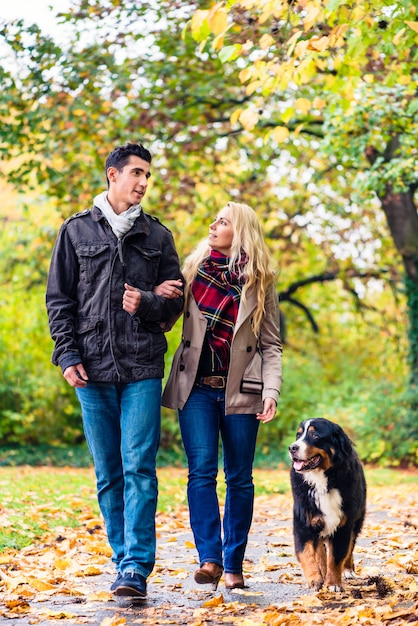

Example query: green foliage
[405,273,418,385]
[0,444,92,467]
[0,289,82,446]
[322,84,418,196]
[329,383,418,468]
[160,318,187,466]
[0,195,84,447]
[185,0,418,388]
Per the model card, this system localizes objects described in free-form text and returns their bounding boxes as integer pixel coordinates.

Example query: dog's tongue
[293,460,305,471]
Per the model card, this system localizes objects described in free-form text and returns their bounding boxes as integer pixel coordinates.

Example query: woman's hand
[153,279,183,299]
[256,397,277,423]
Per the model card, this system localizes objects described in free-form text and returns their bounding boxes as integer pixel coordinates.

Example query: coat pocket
[76,243,110,284]
[76,316,103,363]
[240,350,263,395]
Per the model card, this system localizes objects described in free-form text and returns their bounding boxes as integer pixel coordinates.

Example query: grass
[0,465,416,552]
[0,444,94,468]
[0,444,289,468]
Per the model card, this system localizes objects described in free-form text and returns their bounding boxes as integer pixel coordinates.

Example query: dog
[289,418,366,591]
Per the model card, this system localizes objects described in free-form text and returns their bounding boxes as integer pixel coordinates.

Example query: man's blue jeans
[76,379,161,578]
[178,385,260,574]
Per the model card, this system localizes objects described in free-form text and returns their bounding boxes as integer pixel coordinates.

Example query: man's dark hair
[105,143,152,185]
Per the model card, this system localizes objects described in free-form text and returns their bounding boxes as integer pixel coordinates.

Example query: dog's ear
[331,422,353,458]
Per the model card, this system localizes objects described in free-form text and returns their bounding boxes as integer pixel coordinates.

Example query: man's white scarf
[94,191,142,239]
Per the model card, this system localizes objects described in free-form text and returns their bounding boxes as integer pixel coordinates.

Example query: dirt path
[1,484,417,625]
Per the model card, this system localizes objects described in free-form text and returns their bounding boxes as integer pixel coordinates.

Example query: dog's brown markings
[304,447,332,471]
[298,541,326,590]
[342,535,356,577]
[302,527,356,592]
[324,538,344,591]
[339,512,348,527]
[309,514,325,531]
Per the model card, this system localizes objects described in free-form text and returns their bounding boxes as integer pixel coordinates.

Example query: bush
[345,383,418,467]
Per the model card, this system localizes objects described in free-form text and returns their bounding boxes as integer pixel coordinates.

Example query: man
[46,143,184,600]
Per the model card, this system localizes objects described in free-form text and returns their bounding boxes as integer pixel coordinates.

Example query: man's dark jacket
[46,206,184,382]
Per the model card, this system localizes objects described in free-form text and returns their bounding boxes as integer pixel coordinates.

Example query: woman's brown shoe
[224,573,245,589]
[194,562,223,591]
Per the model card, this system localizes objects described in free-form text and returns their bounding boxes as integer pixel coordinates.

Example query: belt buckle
[212,376,225,388]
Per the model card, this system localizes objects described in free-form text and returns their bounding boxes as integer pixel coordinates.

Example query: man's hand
[153,279,183,299]
[123,283,141,314]
[63,364,89,388]
[256,398,277,423]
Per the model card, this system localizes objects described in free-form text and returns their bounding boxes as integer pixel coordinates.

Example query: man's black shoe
[110,572,122,592]
[113,572,147,598]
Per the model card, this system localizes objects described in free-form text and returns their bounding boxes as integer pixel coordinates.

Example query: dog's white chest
[305,472,344,536]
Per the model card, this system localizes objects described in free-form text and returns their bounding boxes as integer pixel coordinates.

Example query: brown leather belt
[199,376,227,389]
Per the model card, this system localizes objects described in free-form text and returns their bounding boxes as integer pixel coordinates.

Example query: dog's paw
[343,569,357,580]
[308,578,324,591]
[326,583,344,592]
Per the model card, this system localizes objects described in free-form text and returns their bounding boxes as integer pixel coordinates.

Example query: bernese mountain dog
[289,418,366,591]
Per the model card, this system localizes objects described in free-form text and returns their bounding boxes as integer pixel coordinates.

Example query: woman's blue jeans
[178,384,260,574]
[76,379,161,578]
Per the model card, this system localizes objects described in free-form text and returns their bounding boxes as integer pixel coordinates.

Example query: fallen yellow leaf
[5,599,31,611]
[40,610,77,619]
[26,577,57,591]
[293,594,323,607]
[202,593,224,607]
[0,555,13,564]
[75,565,102,576]
[54,558,72,570]
[100,615,127,626]
[86,590,112,601]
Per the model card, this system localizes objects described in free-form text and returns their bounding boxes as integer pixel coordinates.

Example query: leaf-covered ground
[0,468,417,625]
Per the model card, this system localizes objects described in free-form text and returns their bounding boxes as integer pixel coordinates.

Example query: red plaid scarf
[192,250,246,371]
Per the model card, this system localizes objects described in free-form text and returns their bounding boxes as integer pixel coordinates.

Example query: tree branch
[279,268,389,301]
[277,268,393,341]
[284,297,320,333]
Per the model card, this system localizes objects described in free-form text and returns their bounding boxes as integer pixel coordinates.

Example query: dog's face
[289,418,351,473]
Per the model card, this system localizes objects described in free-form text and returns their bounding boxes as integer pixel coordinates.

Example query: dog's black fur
[289,418,366,591]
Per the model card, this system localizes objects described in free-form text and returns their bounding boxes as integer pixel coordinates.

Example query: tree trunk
[366,137,418,387]
[377,187,418,386]
[379,188,418,281]
[405,272,418,388]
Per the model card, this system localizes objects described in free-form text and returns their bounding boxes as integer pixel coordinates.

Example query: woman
[162,201,282,591]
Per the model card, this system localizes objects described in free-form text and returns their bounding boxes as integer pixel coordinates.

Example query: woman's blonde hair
[182,202,276,336]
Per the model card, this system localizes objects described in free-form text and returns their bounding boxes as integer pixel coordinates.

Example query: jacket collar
[91,205,151,236]
[235,289,257,331]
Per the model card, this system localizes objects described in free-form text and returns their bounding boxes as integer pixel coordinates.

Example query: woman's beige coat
[162,284,282,415]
